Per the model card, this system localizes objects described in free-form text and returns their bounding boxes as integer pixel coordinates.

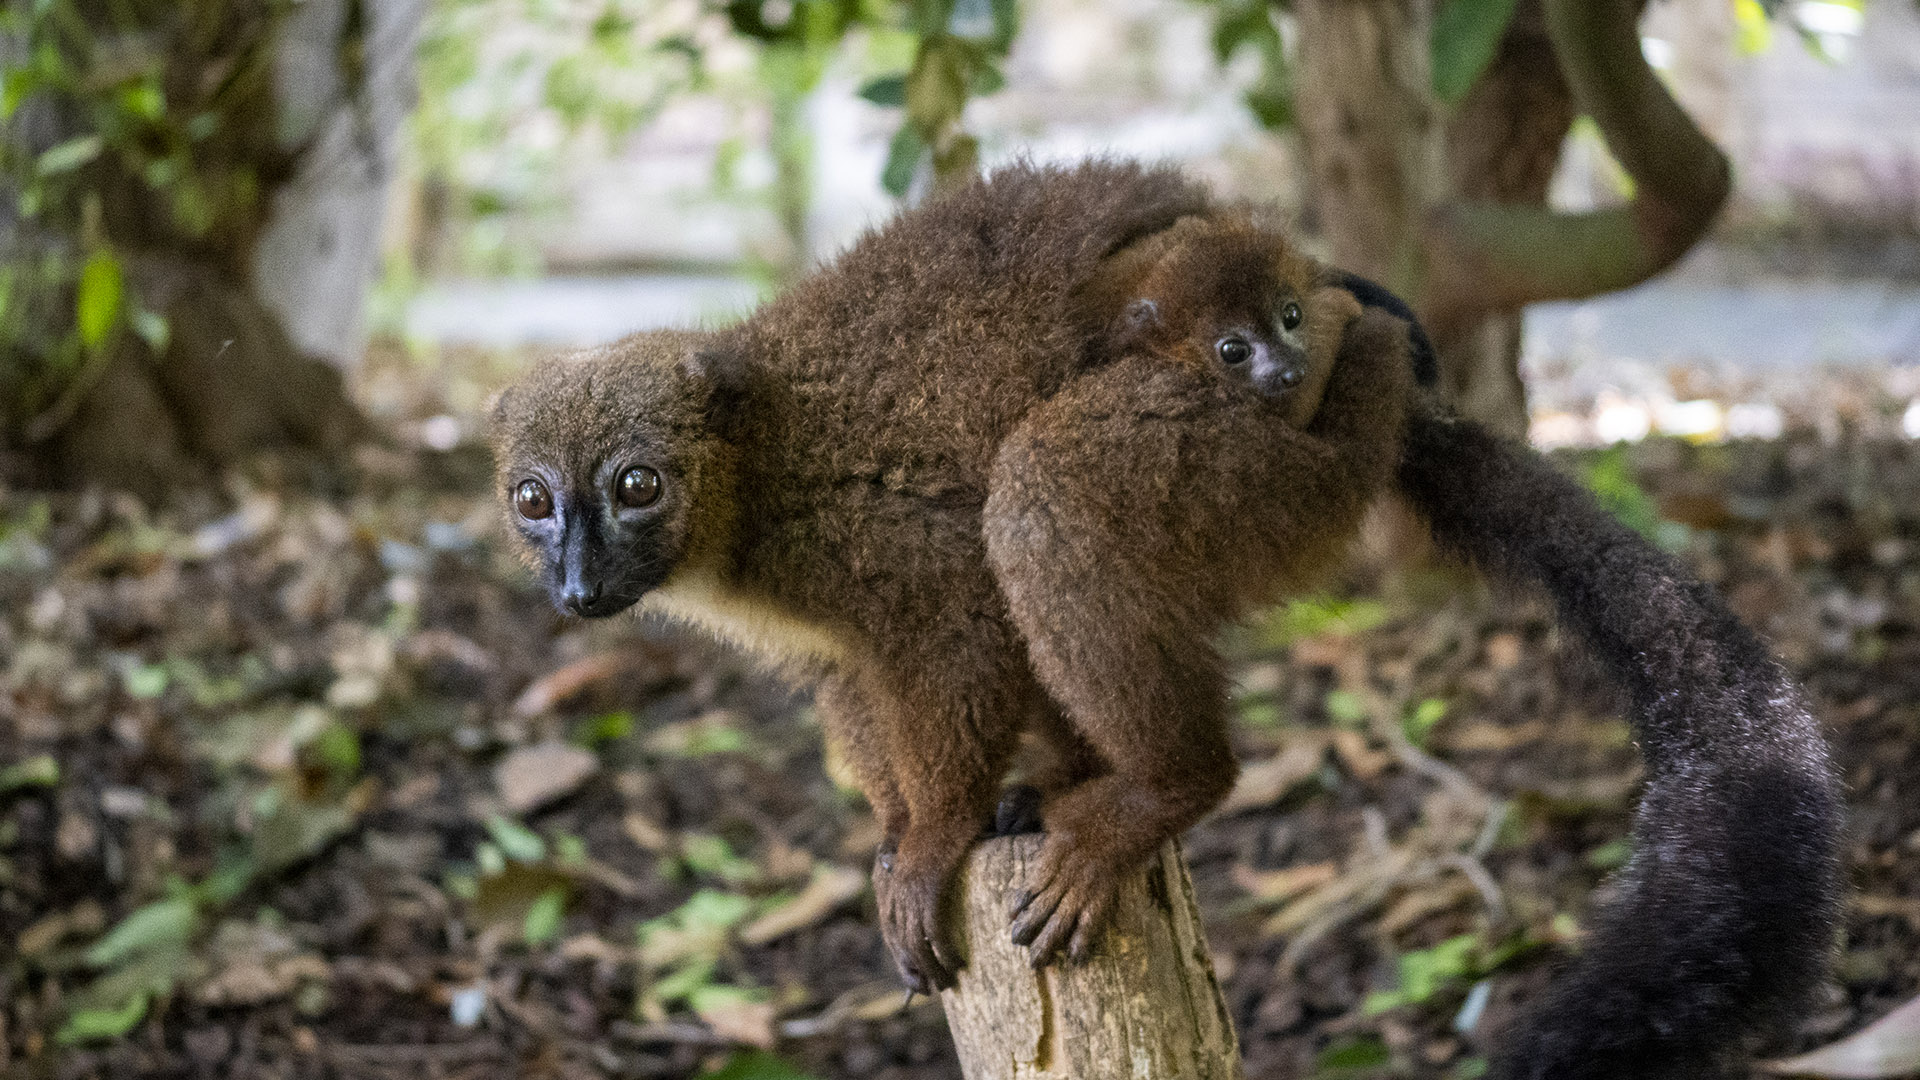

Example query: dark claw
[901,989,918,1011]
[1008,888,1034,916]
[1009,892,1059,947]
[917,942,955,992]
[897,962,930,997]
[993,784,1045,836]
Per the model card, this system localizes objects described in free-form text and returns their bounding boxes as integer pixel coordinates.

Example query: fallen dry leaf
[1330,728,1391,781]
[740,865,867,946]
[1855,894,1920,930]
[624,811,673,853]
[1763,993,1920,1078]
[1232,861,1340,905]
[1379,876,1477,935]
[494,740,598,813]
[1484,632,1523,670]
[512,646,670,717]
[1216,739,1327,816]
[694,992,779,1049]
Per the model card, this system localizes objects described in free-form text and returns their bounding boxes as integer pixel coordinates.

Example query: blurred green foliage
[1,0,287,440]
[407,0,1015,283]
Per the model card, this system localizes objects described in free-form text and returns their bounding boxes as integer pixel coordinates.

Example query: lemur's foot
[1007,831,1126,966]
[872,841,963,993]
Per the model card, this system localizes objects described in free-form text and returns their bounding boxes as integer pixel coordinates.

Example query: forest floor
[2,348,1918,1080]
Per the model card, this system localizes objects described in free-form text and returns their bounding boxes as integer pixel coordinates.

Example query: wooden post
[937,836,1243,1080]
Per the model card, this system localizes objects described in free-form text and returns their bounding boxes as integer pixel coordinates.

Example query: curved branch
[1422,0,1730,334]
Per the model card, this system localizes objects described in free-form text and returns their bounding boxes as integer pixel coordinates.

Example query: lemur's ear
[1104,297,1165,355]
[682,345,750,434]
[1123,298,1162,333]
[1333,272,1438,388]
[488,385,516,425]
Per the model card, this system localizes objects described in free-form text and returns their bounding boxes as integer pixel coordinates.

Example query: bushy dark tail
[1399,405,1843,1080]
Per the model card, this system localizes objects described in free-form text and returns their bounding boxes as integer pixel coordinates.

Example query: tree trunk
[253,0,425,370]
[5,0,423,495]
[1291,0,1444,295]
[938,836,1242,1080]
[1294,0,1716,438]
[1293,0,1559,437]
[1434,0,1577,436]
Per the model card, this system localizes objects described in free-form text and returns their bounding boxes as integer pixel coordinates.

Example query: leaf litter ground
[1,352,1917,1080]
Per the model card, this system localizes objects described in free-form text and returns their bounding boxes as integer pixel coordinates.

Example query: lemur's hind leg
[827,648,1033,993]
[1005,627,1237,963]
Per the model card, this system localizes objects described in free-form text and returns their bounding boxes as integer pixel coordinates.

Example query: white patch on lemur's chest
[641,566,848,667]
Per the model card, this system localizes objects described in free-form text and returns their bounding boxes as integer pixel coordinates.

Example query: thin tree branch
[1422,0,1730,334]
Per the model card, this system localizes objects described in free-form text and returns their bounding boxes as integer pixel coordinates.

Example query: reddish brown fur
[491,162,1400,987]
[1084,215,1363,427]
[982,308,1408,958]
[493,161,1840,1078]
[495,162,1284,989]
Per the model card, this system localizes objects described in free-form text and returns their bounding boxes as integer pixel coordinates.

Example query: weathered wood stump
[938,835,1243,1080]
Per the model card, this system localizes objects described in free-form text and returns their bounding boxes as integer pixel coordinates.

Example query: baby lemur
[492,162,1840,1080]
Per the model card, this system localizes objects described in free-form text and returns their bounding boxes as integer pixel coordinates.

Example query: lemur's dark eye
[515,479,552,521]
[617,466,663,508]
[1217,337,1253,365]
[1280,301,1303,331]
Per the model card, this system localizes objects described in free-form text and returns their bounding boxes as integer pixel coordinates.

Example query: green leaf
[86,897,199,967]
[0,753,60,792]
[858,74,907,106]
[485,814,547,863]
[1579,447,1674,545]
[1317,1034,1391,1071]
[76,249,124,348]
[881,123,925,197]
[1365,932,1482,1015]
[309,723,362,777]
[1259,595,1388,646]
[2,68,39,120]
[56,991,150,1044]
[1245,78,1293,129]
[1732,0,1773,54]
[1324,689,1369,726]
[118,82,164,121]
[969,59,1006,96]
[574,710,635,747]
[523,887,566,944]
[1585,836,1633,871]
[680,832,759,884]
[1404,698,1448,746]
[124,661,168,700]
[701,1049,818,1080]
[1431,0,1520,104]
[36,134,102,175]
[651,956,719,1002]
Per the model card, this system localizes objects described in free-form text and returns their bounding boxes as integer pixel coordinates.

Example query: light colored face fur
[489,331,732,617]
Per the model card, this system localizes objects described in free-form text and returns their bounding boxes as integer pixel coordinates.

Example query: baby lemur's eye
[515,479,553,521]
[1280,301,1303,331]
[1216,337,1253,365]
[617,466,663,509]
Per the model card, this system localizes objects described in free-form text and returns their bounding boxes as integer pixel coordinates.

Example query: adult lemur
[491,161,1841,1079]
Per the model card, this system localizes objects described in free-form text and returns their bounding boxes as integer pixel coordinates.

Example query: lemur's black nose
[562,580,603,616]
